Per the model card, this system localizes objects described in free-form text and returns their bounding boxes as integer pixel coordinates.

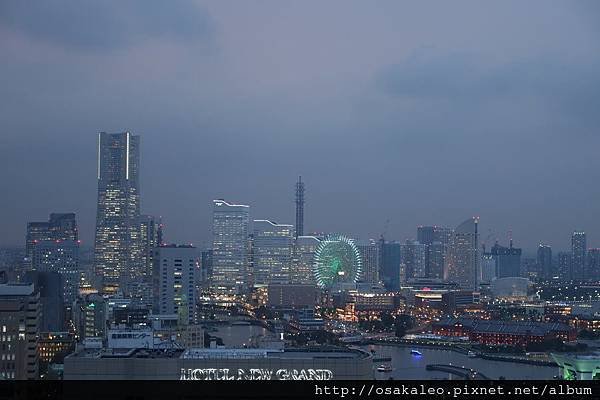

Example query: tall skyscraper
[94,132,141,289]
[537,244,553,280]
[358,240,380,284]
[152,245,197,325]
[290,236,320,285]
[400,240,426,281]
[572,231,587,281]
[295,176,305,238]
[25,213,78,270]
[444,217,479,289]
[211,200,250,294]
[379,239,401,291]
[252,220,293,286]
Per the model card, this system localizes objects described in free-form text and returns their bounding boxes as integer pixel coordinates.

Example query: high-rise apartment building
[94,132,141,288]
[558,252,573,281]
[572,232,587,281]
[444,217,479,289]
[537,244,553,280]
[252,220,293,286]
[358,240,380,284]
[290,236,320,285]
[400,240,426,281]
[211,200,250,294]
[0,282,40,379]
[152,245,197,325]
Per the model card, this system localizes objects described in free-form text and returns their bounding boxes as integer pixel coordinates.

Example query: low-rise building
[64,346,373,380]
[432,317,576,346]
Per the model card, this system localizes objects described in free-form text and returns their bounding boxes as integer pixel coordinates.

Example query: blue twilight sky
[0,1,599,252]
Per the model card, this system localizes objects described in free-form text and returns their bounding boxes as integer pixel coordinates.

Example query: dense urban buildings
[94,132,141,290]
[3,129,600,386]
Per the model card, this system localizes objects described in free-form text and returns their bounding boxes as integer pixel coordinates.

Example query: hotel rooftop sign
[180,368,333,380]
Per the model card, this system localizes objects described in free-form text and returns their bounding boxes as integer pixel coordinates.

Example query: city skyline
[7,140,598,255]
[2,2,600,387]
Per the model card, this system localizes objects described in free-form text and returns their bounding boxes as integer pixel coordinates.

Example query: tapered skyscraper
[94,132,141,288]
[295,176,305,238]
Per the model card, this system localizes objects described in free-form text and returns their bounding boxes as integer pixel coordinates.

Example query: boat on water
[376,365,393,372]
[410,349,423,356]
[467,351,477,358]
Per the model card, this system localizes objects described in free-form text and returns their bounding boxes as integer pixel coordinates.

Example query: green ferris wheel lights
[313,234,362,289]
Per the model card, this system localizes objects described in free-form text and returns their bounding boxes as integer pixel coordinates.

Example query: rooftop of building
[0,282,35,296]
[68,346,370,361]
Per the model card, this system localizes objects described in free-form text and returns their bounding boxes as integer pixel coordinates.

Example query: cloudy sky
[1,1,599,253]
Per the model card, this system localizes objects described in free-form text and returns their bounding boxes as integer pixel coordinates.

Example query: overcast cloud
[1,1,599,252]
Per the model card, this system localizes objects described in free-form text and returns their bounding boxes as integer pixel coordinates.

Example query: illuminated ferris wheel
[313,234,362,289]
